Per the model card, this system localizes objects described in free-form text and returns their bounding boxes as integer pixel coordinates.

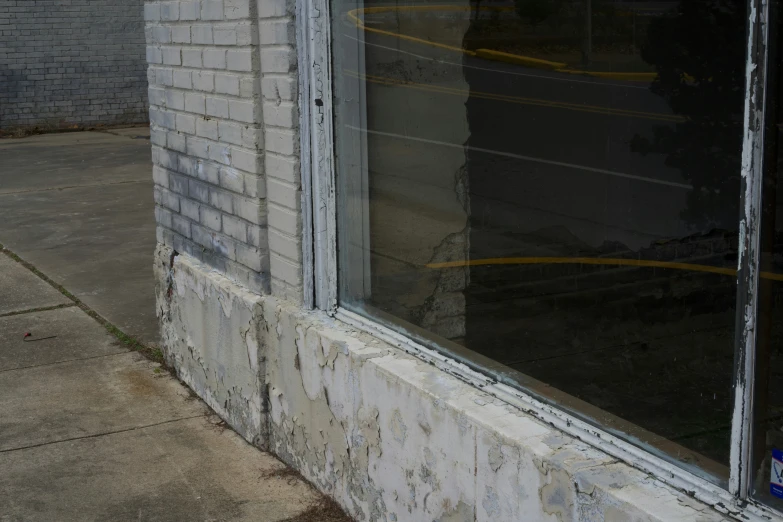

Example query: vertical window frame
[296,0,783,516]
[730,0,772,499]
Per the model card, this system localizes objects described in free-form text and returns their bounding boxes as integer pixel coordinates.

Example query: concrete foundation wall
[155,245,731,522]
[0,0,149,129]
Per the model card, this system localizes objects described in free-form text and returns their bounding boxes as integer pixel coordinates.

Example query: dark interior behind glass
[333,0,746,484]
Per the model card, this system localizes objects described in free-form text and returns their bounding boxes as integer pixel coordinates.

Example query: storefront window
[331,0,752,491]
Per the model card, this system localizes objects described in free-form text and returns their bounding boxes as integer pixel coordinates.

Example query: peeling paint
[156,245,740,522]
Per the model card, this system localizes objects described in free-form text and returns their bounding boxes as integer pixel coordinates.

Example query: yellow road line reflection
[426,256,783,282]
[346,70,685,123]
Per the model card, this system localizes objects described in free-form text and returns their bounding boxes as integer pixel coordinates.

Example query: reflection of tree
[631,0,745,231]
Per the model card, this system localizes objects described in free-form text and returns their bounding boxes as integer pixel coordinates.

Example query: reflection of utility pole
[582,0,592,65]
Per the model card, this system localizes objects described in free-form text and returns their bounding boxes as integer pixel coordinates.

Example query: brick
[270,252,301,286]
[218,121,242,145]
[196,117,218,140]
[230,147,261,174]
[185,92,206,114]
[247,225,267,248]
[164,89,185,110]
[173,70,192,89]
[144,3,161,21]
[260,46,294,73]
[226,49,252,72]
[228,99,255,123]
[258,18,294,45]
[181,199,201,221]
[225,0,251,19]
[269,228,302,262]
[182,49,202,67]
[191,25,213,45]
[155,206,173,229]
[167,131,187,153]
[152,25,171,44]
[152,165,169,188]
[187,136,209,158]
[210,188,234,213]
[206,96,229,118]
[146,46,162,64]
[180,1,200,20]
[169,172,190,195]
[263,101,296,128]
[213,27,237,46]
[267,178,299,209]
[192,71,215,92]
[257,0,291,18]
[201,0,224,20]
[268,202,300,236]
[203,49,226,69]
[162,47,182,66]
[222,214,247,242]
[199,205,222,231]
[155,67,173,86]
[242,127,263,149]
[266,153,299,183]
[237,243,263,271]
[189,179,210,203]
[171,26,191,44]
[219,167,244,193]
[214,74,240,95]
[176,113,196,134]
[171,215,192,238]
[265,128,296,155]
[235,196,265,225]
[160,2,179,21]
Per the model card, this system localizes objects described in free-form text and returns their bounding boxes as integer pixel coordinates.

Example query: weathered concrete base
[155,245,265,446]
[156,245,730,522]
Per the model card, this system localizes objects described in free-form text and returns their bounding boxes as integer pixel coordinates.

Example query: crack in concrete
[0,414,208,454]
[0,302,76,318]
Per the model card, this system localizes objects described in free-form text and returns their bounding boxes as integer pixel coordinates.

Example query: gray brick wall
[0,0,149,129]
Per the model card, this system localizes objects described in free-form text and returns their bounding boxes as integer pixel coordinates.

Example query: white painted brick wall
[146,0,272,294]
[147,0,304,301]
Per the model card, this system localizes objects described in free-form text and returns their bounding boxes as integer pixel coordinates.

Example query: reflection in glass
[332,0,746,483]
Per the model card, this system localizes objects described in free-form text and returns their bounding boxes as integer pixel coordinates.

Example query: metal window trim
[298,0,338,313]
[730,0,772,499]
[298,0,782,516]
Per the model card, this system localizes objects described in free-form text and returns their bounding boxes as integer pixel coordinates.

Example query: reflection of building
[146,0,783,519]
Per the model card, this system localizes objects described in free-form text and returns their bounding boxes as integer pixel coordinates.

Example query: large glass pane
[332,0,746,484]
[751,0,783,509]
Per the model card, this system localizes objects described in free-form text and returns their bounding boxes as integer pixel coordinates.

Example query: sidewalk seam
[0,244,164,365]
[0,179,148,196]
[0,351,128,375]
[0,302,76,318]
[0,414,207,454]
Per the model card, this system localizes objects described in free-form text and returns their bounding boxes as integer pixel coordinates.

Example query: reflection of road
[342,26,711,250]
[334,18,739,469]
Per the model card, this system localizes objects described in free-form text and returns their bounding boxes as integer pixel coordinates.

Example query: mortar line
[0,415,208,455]
[0,351,129,375]
[0,302,76,318]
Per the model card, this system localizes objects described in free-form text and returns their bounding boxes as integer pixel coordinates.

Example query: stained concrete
[0,263,344,521]
[0,131,158,344]
[0,254,70,315]
[0,305,126,371]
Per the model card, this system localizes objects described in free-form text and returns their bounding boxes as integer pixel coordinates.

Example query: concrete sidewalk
[0,130,349,521]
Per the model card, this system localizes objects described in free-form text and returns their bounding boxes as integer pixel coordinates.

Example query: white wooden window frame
[296,0,781,517]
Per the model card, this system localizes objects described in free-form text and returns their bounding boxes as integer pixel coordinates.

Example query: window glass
[751,0,783,508]
[331,0,746,483]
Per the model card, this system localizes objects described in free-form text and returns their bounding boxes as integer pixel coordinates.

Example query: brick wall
[147,0,303,300]
[0,0,149,129]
